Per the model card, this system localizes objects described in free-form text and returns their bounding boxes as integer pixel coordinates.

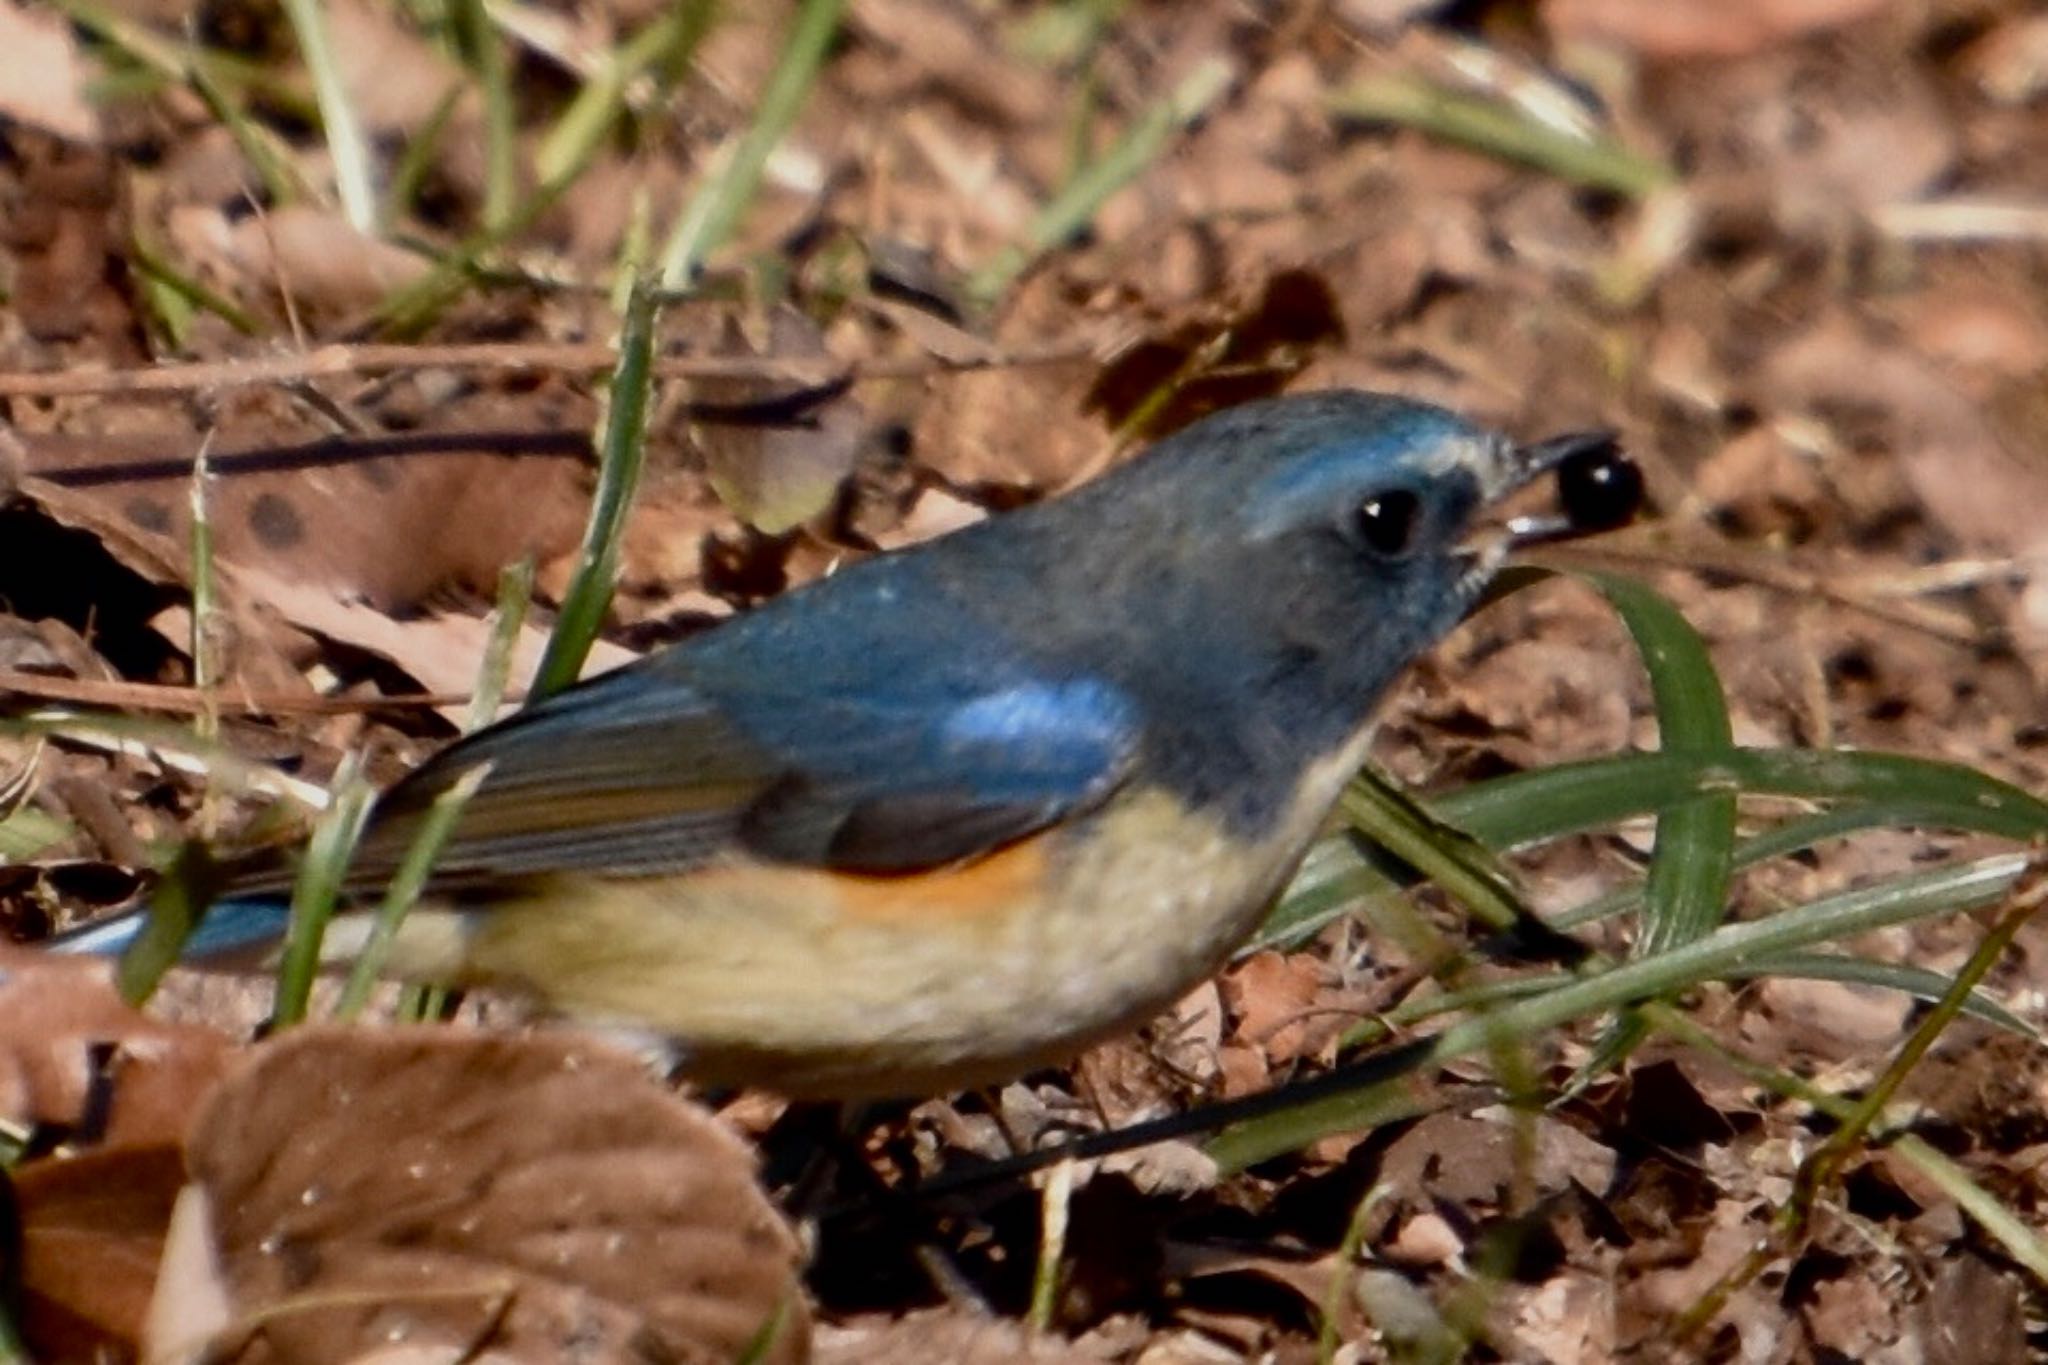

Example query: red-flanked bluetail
[53,391,1641,1098]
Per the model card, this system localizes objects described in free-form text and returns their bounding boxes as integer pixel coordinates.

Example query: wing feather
[321,647,1142,892]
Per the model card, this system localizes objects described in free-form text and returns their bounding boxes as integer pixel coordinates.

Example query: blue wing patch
[738,678,1140,869]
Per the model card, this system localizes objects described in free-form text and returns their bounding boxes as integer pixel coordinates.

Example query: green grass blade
[1341,908,2040,1052]
[660,0,845,286]
[1258,753,2043,954]
[0,711,330,811]
[335,762,490,1018]
[534,4,714,187]
[184,41,303,209]
[529,278,660,700]
[447,0,516,231]
[0,807,73,862]
[1208,852,2027,1169]
[1595,573,1736,953]
[967,55,1232,308]
[381,80,464,225]
[115,842,223,1005]
[272,752,376,1027]
[468,556,535,731]
[129,236,261,335]
[280,0,378,232]
[1724,952,2036,1039]
[1327,73,1674,199]
[1252,840,1406,952]
[1337,771,1528,934]
[376,7,711,336]
[55,0,312,115]
[1576,573,1737,1076]
[1438,748,2048,850]
[1550,805,1912,932]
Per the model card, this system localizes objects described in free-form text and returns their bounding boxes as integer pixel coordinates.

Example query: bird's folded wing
[320,657,1144,892]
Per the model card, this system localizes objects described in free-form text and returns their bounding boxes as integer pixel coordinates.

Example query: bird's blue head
[1031,391,1613,692]
[969,390,1629,816]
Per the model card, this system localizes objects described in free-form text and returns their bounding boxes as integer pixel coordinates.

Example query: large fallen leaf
[156,1026,810,1365]
[228,561,639,719]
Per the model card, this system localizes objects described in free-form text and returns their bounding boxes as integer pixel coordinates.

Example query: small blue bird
[55,391,1637,1098]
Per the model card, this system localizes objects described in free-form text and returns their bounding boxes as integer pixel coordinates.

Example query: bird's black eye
[1354,489,1423,558]
[1557,441,1643,533]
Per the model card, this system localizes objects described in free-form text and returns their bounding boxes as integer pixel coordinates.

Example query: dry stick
[1533,538,1990,647]
[0,668,477,717]
[0,336,1098,400]
[5,339,1101,487]
[28,427,593,488]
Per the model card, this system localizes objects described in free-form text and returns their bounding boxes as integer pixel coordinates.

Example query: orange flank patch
[828,835,1052,922]
[687,833,1054,927]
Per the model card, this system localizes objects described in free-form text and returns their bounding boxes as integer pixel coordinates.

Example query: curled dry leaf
[4,474,311,696]
[172,204,432,324]
[0,944,232,1147]
[228,559,639,722]
[0,948,230,1358]
[1219,950,1329,1068]
[690,306,866,535]
[159,1025,810,1365]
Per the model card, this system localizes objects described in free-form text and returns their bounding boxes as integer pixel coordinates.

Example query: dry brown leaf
[213,205,433,321]
[912,275,1108,490]
[1219,950,1325,1067]
[162,1025,810,1365]
[1763,318,2048,670]
[227,560,638,719]
[815,1307,1101,1364]
[691,307,866,534]
[1692,428,1831,542]
[1511,1272,1617,1365]
[1918,1253,2031,1365]
[0,130,140,360]
[1752,975,1912,1061]
[1544,0,1892,59]
[1897,285,2048,393]
[13,1143,187,1359]
[1082,269,1347,449]
[1375,1110,1618,1223]
[846,0,1056,127]
[3,473,317,697]
[26,408,601,617]
[0,945,233,1146]
[0,0,99,143]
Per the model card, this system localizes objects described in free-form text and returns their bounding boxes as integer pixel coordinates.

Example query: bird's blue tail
[45,898,293,961]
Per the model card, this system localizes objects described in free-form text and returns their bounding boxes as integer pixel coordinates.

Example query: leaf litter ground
[1,1,2047,1361]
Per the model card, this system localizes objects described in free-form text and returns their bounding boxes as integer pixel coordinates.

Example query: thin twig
[0,336,1098,399]
[0,668,482,716]
[1533,538,1989,647]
